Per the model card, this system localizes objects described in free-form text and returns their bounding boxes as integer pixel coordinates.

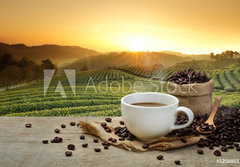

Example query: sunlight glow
[128,37,148,51]
[124,35,156,51]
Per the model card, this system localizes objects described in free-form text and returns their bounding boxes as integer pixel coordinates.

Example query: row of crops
[117,66,160,78]
[53,70,134,84]
[1,65,240,117]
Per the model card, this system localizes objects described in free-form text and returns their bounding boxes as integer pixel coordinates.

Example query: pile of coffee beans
[199,123,215,132]
[170,106,240,157]
[167,69,210,84]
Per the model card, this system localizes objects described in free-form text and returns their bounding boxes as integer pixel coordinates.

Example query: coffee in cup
[121,92,194,141]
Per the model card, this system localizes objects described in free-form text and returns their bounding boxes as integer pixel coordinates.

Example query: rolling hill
[0,42,100,66]
[61,51,193,72]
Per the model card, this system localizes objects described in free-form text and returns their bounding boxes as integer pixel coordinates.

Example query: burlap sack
[167,79,214,116]
[80,117,203,151]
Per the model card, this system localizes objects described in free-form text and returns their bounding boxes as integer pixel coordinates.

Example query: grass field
[1,65,240,116]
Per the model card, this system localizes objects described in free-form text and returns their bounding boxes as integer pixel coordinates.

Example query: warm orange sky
[0,0,240,54]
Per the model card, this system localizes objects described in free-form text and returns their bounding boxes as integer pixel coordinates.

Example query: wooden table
[0,117,238,167]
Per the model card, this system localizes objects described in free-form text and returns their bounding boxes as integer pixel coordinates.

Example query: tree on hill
[0,54,57,86]
[210,50,239,61]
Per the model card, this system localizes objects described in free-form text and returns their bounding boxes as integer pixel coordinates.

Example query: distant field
[1,65,240,116]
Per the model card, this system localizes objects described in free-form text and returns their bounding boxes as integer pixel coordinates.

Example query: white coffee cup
[121,92,194,141]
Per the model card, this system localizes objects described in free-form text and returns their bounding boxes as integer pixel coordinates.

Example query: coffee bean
[157,155,163,160]
[104,145,109,149]
[65,151,72,156]
[209,145,214,150]
[101,122,107,127]
[236,147,240,151]
[94,148,101,152]
[105,127,112,133]
[25,123,32,128]
[67,144,75,150]
[93,139,99,143]
[121,132,128,138]
[119,137,125,141]
[142,144,149,149]
[51,139,55,143]
[102,142,109,146]
[234,143,239,147]
[175,160,181,165]
[112,138,117,143]
[108,137,113,141]
[82,143,88,148]
[53,137,63,143]
[55,129,60,133]
[119,127,127,134]
[181,139,187,143]
[119,121,125,125]
[61,124,66,128]
[221,146,228,152]
[197,149,204,154]
[105,118,112,122]
[42,140,48,144]
[70,122,76,126]
[80,135,85,140]
[214,150,221,156]
[227,145,234,149]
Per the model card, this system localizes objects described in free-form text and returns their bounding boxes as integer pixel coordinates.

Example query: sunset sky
[0,0,240,54]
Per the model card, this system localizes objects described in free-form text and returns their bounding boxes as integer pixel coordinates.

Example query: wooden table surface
[0,117,239,167]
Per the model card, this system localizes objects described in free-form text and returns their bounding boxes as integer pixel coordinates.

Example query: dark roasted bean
[82,143,88,148]
[70,122,76,126]
[105,127,112,133]
[80,135,85,140]
[157,155,163,160]
[94,148,101,152]
[197,149,204,154]
[112,138,117,143]
[119,137,125,141]
[142,144,149,149]
[180,139,187,143]
[53,137,63,143]
[102,142,109,146]
[214,150,221,156]
[67,144,75,150]
[25,123,32,128]
[234,143,239,147]
[119,121,125,125]
[104,145,109,149]
[61,124,66,128]
[65,151,72,156]
[42,140,48,144]
[101,122,107,127]
[105,118,112,122]
[93,139,99,143]
[221,146,228,152]
[175,160,181,165]
[55,129,60,133]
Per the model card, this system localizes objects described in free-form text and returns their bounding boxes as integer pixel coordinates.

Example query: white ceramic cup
[121,92,194,141]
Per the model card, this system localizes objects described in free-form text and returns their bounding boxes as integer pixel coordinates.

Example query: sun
[128,37,149,51]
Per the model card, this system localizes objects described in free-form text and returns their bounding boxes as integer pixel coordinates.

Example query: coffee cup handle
[170,107,194,131]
